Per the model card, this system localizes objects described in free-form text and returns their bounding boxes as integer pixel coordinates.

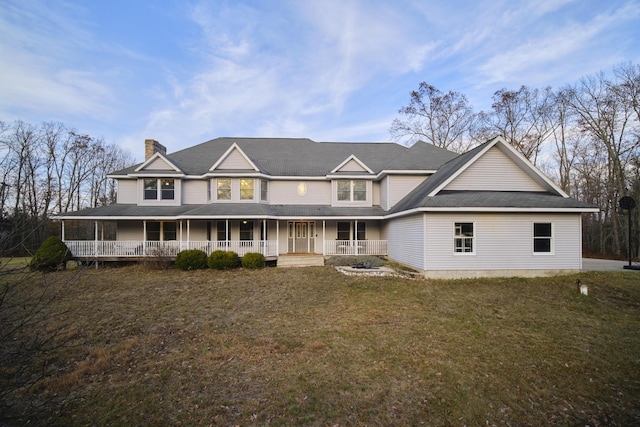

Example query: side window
[260,179,268,201]
[533,223,553,253]
[454,222,474,254]
[337,222,350,240]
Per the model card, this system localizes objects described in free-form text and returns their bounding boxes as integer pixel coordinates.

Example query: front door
[288,221,315,253]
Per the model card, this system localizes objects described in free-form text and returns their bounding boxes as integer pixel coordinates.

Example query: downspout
[355,220,358,255]
[322,220,326,256]
[143,220,147,256]
[276,221,280,256]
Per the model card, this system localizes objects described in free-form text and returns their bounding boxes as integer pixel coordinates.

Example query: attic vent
[145,139,167,160]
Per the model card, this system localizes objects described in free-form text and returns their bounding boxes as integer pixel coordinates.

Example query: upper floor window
[454,222,474,254]
[217,178,231,200]
[240,179,254,200]
[533,223,553,253]
[144,178,174,200]
[260,179,268,201]
[337,180,366,201]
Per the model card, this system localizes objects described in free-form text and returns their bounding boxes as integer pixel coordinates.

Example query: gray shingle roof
[56,203,387,219]
[112,137,455,176]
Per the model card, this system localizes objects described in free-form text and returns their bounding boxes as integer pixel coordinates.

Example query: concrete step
[277,254,325,268]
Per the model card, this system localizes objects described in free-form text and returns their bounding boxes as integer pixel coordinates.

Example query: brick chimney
[145,139,166,160]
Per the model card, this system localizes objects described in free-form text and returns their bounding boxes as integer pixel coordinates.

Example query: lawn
[1,264,640,426]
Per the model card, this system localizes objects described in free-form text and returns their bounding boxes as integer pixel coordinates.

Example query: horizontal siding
[380,177,388,210]
[387,214,424,271]
[117,180,137,204]
[183,180,207,204]
[388,176,427,208]
[445,146,545,192]
[217,149,253,170]
[269,181,331,204]
[338,158,367,172]
[425,213,582,271]
[144,157,174,170]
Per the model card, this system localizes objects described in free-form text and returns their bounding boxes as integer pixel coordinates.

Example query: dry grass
[2,264,640,426]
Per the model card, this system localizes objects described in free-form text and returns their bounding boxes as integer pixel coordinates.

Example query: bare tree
[477,86,556,165]
[390,83,478,152]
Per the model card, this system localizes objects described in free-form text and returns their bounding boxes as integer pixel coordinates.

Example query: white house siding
[145,157,174,170]
[117,221,143,240]
[116,180,137,204]
[424,213,583,278]
[387,176,427,208]
[269,181,331,204]
[445,146,545,192]
[183,180,207,204]
[386,214,425,272]
[380,177,389,210]
[216,148,254,170]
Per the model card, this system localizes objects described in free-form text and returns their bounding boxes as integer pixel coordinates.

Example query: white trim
[134,152,182,173]
[209,142,260,172]
[330,154,374,174]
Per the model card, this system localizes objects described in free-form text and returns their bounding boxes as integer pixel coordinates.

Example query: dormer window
[144,178,175,200]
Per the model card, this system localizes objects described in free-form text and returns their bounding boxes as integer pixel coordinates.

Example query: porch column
[276,221,280,255]
[94,221,98,267]
[143,220,147,256]
[262,220,266,256]
[187,220,191,250]
[322,220,326,256]
[355,220,358,255]
[226,219,229,251]
[61,220,65,241]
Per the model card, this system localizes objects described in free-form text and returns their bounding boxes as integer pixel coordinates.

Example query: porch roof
[54,203,388,220]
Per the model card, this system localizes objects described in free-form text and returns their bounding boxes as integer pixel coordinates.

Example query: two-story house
[56,136,598,278]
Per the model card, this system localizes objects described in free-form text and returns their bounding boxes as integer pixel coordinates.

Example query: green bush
[242,252,265,269]
[30,236,72,271]
[207,250,240,270]
[175,249,208,270]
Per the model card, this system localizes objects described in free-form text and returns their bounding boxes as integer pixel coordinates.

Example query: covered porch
[60,218,388,260]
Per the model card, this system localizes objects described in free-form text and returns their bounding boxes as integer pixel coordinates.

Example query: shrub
[242,252,265,269]
[30,236,72,271]
[175,249,208,271]
[207,250,240,270]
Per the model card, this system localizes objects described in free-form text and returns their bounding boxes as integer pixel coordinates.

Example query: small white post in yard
[576,279,588,296]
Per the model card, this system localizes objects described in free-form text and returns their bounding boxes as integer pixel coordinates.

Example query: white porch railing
[64,240,278,258]
[324,240,388,256]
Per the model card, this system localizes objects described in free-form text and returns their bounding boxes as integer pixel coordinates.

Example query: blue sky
[1,0,639,160]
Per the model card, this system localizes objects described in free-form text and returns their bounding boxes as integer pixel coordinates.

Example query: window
[454,222,474,253]
[217,178,231,200]
[337,221,366,240]
[146,221,176,241]
[260,179,268,201]
[216,221,229,241]
[143,179,175,200]
[161,179,174,200]
[337,180,367,202]
[144,179,158,200]
[240,179,254,200]
[533,223,553,253]
[240,221,253,241]
[337,222,350,240]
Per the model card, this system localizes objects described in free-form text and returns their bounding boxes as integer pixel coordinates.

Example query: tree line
[0,121,133,255]
[391,63,640,259]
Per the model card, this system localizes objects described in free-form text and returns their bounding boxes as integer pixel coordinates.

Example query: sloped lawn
[2,265,640,426]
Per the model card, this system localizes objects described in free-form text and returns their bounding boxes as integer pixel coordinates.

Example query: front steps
[277,254,325,268]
